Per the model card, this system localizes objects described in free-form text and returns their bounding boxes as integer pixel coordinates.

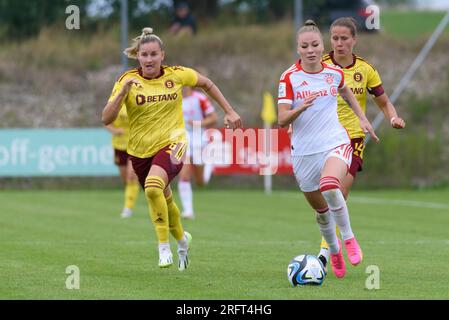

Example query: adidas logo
[300,80,308,87]
[155,218,164,223]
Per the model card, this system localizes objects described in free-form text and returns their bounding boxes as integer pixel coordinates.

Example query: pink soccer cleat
[330,239,346,278]
[344,237,363,266]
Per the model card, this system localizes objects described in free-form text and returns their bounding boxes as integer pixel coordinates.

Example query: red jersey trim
[280,64,299,81]
[278,72,294,101]
[328,51,357,69]
[368,84,385,97]
[138,66,166,80]
[295,60,325,74]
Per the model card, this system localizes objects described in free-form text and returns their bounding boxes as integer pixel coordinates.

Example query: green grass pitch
[1,188,449,299]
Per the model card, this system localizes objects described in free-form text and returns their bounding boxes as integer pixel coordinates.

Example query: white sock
[316,210,339,254]
[158,242,171,253]
[318,246,330,263]
[321,188,354,241]
[178,234,188,251]
[178,180,193,214]
[203,163,214,184]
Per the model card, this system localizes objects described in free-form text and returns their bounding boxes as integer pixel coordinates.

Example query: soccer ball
[287,254,326,286]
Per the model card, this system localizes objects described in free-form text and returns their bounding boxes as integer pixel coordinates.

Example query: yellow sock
[320,237,329,249]
[144,176,169,243]
[320,225,341,248]
[124,180,140,209]
[166,194,184,241]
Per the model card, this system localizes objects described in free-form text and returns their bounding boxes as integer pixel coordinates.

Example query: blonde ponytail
[123,27,164,59]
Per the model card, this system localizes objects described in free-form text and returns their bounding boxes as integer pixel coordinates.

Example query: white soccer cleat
[158,247,173,268]
[181,211,195,220]
[178,231,192,271]
[120,208,133,218]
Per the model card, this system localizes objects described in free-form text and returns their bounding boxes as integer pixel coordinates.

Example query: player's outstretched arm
[101,78,142,125]
[339,85,379,143]
[195,73,242,129]
[373,94,406,129]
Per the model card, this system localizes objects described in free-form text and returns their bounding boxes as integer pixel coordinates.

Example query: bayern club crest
[330,86,338,96]
[324,74,334,85]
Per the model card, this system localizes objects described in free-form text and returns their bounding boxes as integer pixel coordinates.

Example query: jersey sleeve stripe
[280,64,298,80]
[367,84,385,97]
[324,64,343,75]
[278,99,293,105]
[117,69,139,83]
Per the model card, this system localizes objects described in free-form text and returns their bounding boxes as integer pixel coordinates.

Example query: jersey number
[166,142,186,163]
[353,141,365,157]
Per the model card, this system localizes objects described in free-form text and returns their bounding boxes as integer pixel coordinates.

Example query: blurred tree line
[0,0,89,40]
[0,0,414,41]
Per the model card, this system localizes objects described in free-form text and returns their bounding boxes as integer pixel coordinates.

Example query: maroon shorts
[348,137,365,177]
[129,143,186,189]
[114,149,129,166]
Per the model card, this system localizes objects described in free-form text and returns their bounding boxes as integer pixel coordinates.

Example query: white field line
[279,193,449,210]
[2,240,449,246]
[349,196,449,210]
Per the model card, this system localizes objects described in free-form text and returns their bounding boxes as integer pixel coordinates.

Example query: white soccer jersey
[278,61,350,156]
[182,90,215,148]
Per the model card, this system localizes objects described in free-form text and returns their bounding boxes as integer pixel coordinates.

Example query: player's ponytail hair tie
[124,27,164,59]
[304,20,317,27]
[297,19,323,42]
[142,27,154,36]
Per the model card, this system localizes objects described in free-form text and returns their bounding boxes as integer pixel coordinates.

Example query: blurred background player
[102,27,242,270]
[178,86,217,220]
[317,17,406,268]
[169,1,197,36]
[105,106,140,218]
[278,20,378,278]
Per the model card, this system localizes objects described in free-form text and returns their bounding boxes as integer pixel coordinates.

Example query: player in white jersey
[278,20,379,278]
[178,86,217,219]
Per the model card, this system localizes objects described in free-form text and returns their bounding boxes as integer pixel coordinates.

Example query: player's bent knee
[319,176,340,193]
[145,186,164,199]
[144,176,166,198]
[319,176,342,207]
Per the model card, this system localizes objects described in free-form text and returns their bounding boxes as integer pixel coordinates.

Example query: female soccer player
[102,27,242,271]
[324,17,406,197]
[317,17,406,268]
[277,20,378,278]
[105,106,140,218]
[178,86,218,220]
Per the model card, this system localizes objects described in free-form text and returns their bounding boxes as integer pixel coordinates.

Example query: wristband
[390,117,396,125]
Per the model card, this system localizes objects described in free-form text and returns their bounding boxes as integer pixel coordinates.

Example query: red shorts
[129,143,186,189]
[348,137,365,177]
[114,149,129,166]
